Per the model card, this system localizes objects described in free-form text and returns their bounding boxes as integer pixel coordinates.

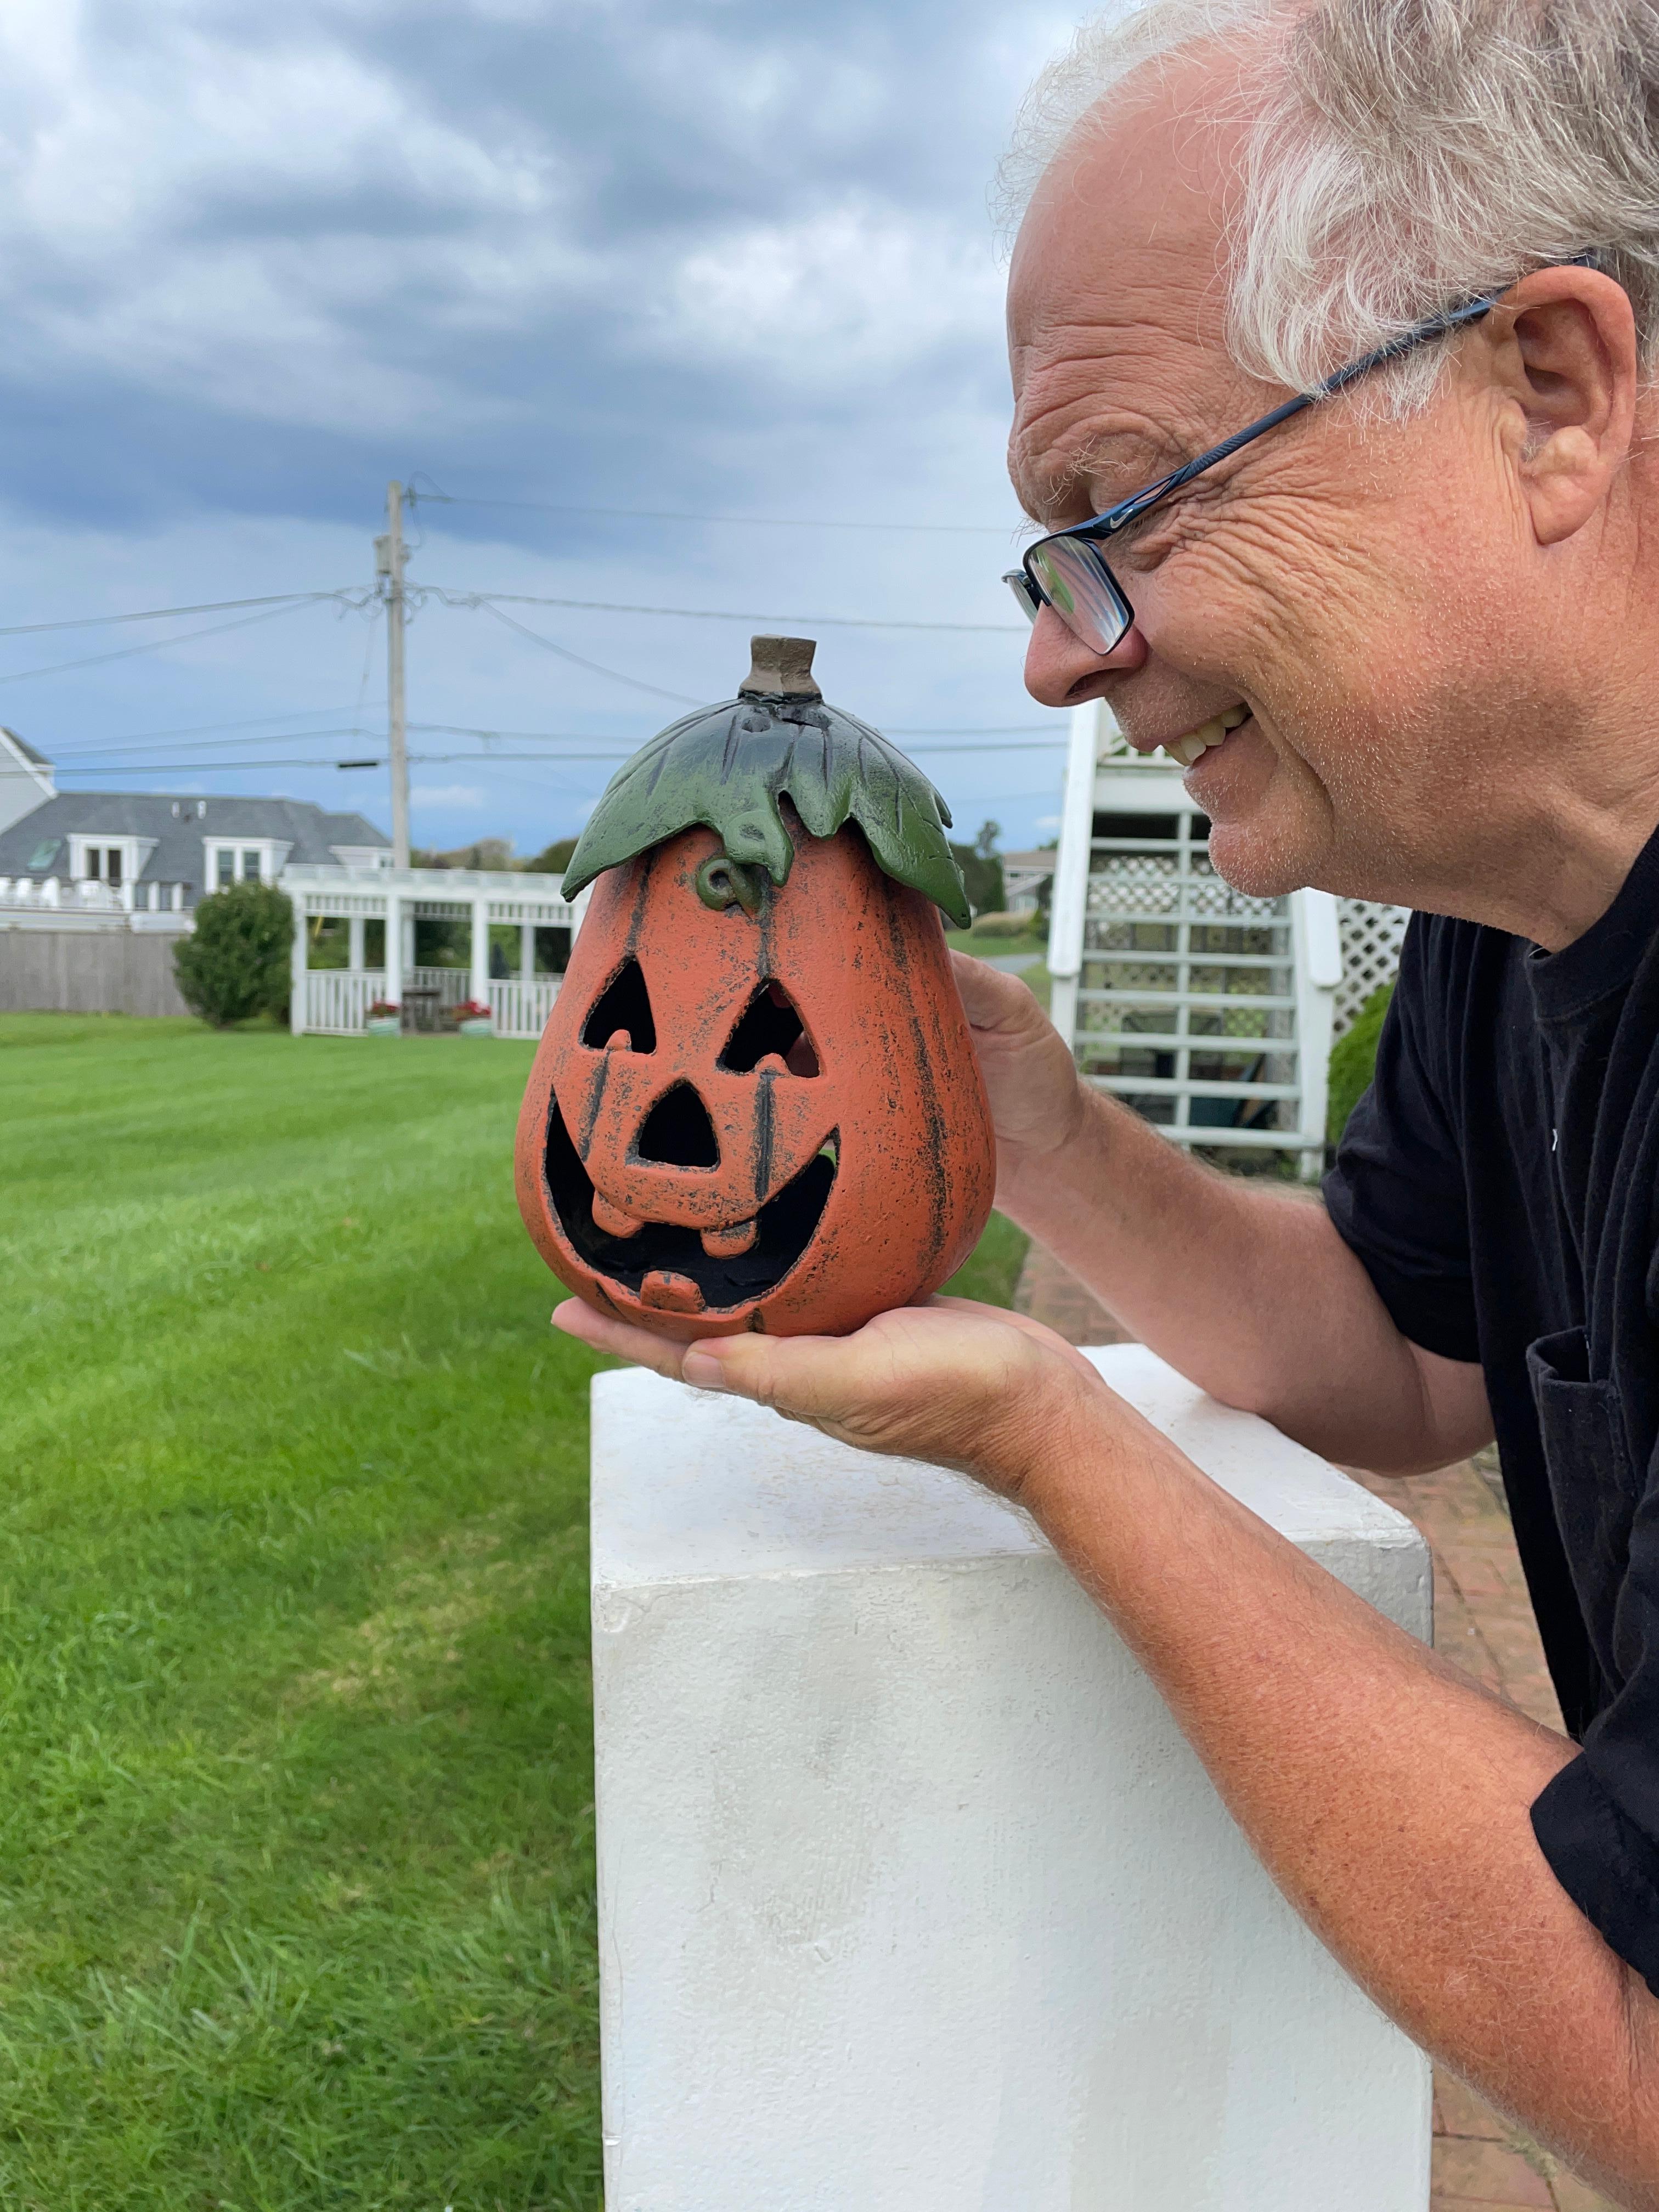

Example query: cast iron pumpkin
[514,635,995,1340]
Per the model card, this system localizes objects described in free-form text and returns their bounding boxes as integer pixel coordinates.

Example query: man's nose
[1022,602,1147,707]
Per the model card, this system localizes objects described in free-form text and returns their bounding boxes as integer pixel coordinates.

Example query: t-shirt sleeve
[1322,917,1482,1364]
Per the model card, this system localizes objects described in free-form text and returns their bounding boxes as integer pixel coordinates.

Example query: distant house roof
[1001,849,1057,873]
[3,728,50,769]
[0,792,390,893]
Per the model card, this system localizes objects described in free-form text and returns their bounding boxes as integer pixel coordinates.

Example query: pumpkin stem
[740,635,821,700]
[695,853,765,917]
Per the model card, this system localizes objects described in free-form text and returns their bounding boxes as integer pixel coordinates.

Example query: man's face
[1006,59,1559,904]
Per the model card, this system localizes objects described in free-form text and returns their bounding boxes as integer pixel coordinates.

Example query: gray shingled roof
[0,792,389,894]
[1,727,49,769]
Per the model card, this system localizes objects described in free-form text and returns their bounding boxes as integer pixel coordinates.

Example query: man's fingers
[551,1297,692,1382]
[950,950,1043,1032]
[681,1329,850,1415]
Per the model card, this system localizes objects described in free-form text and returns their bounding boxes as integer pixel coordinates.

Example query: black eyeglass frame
[1003,282,1550,652]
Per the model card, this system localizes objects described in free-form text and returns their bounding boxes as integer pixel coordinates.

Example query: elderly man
[558,0,1659,2198]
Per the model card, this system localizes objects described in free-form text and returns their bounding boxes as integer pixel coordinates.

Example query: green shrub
[1327,981,1395,1143]
[173,882,294,1029]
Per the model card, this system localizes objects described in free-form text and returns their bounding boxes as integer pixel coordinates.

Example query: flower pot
[459,1017,494,1036]
[365,1016,400,1036]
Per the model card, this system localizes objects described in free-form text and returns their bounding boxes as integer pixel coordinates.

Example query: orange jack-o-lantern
[515,635,995,1340]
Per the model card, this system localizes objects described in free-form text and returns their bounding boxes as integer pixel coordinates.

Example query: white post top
[593,1343,1423,1602]
[591,1344,1432,2210]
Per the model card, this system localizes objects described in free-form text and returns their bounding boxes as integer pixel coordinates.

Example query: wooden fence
[0,929,193,1018]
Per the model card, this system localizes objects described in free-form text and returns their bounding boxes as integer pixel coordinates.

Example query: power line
[438,588,1024,636]
[409,488,1022,539]
[50,735,1068,777]
[43,726,373,764]
[37,703,369,753]
[471,602,707,706]
[0,591,352,638]
[0,600,353,689]
[406,718,1054,742]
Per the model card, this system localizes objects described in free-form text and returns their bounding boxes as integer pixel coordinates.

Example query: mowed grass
[0,1013,1025,2210]
[1,1015,602,2211]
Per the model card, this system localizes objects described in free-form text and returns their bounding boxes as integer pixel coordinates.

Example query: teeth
[701,1217,758,1257]
[591,1194,643,1239]
[640,1270,706,1314]
[1163,707,1249,766]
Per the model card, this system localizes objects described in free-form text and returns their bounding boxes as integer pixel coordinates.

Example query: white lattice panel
[1334,901,1411,1035]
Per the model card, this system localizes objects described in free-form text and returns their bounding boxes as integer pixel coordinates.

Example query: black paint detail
[544,1096,836,1307]
[753,1069,775,1207]
[719,980,820,1076]
[579,1047,612,1152]
[581,958,657,1052]
[634,1083,720,1169]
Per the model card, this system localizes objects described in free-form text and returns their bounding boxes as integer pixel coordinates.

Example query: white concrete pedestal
[591,1345,1433,2210]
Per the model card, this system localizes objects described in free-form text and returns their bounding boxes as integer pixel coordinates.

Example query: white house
[0,729,57,837]
[0,777,391,917]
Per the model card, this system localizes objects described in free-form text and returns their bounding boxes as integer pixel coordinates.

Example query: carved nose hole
[719,980,820,1077]
[581,958,656,1052]
[634,1083,720,1168]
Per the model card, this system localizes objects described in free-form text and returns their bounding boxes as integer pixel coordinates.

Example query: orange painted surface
[515,820,995,1339]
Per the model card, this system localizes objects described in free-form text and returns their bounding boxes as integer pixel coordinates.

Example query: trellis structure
[1333,899,1412,1033]
[285,864,587,1040]
[1045,703,1406,1173]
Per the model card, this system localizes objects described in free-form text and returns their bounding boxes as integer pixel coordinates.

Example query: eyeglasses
[1003,287,1515,656]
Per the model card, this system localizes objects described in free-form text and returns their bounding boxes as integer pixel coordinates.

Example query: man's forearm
[997,1085,1485,1469]
[1024,1397,1659,2208]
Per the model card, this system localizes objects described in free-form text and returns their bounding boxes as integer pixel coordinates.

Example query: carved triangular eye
[719,980,820,1076]
[634,1083,720,1168]
[582,958,656,1052]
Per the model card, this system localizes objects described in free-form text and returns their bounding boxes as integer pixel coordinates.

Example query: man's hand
[950,951,1087,1177]
[553,1291,1112,1500]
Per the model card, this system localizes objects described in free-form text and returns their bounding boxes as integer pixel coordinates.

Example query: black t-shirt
[1325,827,1659,1997]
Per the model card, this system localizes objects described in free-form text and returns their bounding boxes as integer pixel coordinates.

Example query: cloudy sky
[0,0,1087,860]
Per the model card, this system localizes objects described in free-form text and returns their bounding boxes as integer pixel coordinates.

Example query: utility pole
[376,481,411,867]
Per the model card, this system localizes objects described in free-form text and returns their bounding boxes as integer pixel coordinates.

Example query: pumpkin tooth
[755,1052,791,1077]
[605,1028,632,1051]
[591,1193,643,1239]
[701,1217,759,1257]
[640,1270,707,1314]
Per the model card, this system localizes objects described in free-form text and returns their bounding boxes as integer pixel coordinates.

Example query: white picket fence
[297,968,562,1040]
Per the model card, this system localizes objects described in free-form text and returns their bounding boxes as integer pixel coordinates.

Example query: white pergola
[1043,701,1409,1175]
[284,864,588,1040]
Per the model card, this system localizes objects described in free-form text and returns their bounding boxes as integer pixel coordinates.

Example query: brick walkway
[1014,1241,1617,2212]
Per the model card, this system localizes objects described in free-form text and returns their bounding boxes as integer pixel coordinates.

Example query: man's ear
[1488,267,1638,548]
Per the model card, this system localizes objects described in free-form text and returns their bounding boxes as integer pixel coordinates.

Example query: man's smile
[1158,702,1251,767]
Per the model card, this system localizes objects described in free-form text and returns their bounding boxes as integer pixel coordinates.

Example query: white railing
[489,978,561,1039]
[0,877,190,918]
[303,969,388,1035]
[407,966,472,1009]
[300,968,561,1037]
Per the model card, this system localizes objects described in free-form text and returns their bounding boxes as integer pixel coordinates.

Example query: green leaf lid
[560,635,972,930]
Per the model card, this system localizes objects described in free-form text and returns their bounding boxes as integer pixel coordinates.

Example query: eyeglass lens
[1026,539,1133,655]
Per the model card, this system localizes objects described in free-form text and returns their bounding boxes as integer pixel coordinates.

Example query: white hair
[1000,0,1659,411]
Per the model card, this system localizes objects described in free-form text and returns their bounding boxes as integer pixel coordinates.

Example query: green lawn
[0,1013,1024,2210]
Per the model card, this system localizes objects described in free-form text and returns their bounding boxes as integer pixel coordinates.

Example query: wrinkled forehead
[1006,50,1257,519]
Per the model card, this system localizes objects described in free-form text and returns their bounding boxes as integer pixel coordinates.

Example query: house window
[241,849,261,882]
[216,849,234,888]
[84,846,122,885]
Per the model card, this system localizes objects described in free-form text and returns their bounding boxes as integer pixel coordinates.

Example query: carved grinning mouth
[543,1091,836,1310]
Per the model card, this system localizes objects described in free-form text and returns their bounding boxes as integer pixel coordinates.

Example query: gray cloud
[0,0,1081,851]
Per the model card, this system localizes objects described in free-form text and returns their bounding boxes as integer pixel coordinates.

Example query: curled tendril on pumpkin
[695,853,766,917]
